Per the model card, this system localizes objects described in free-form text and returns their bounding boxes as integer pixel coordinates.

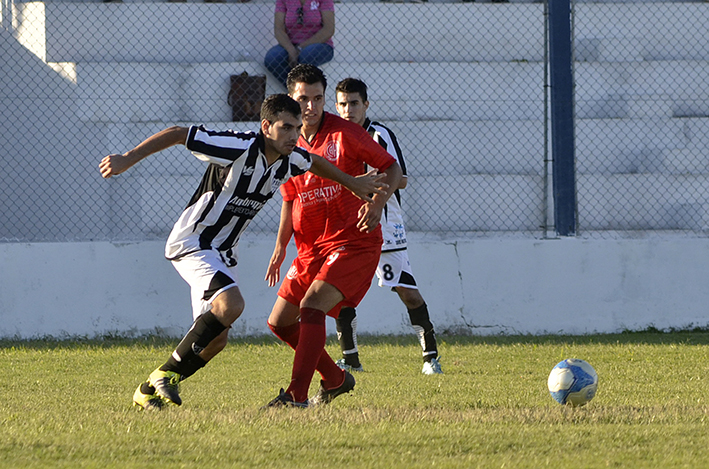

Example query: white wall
[2,233,708,339]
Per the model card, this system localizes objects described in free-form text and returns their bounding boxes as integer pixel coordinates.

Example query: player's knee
[212,288,245,325]
[396,287,424,310]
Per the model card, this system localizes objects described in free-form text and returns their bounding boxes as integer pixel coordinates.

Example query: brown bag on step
[228,72,266,122]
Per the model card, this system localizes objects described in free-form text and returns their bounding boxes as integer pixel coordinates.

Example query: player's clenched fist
[99,154,131,179]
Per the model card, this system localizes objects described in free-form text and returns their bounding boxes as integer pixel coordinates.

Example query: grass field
[2,332,709,468]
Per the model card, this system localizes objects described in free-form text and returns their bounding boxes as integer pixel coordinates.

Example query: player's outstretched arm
[308,154,388,203]
[357,161,403,233]
[265,200,295,287]
[99,126,189,179]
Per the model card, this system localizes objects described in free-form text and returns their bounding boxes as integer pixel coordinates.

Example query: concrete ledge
[3,235,709,339]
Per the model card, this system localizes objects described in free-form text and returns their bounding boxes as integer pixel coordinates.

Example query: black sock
[336,307,361,367]
[161,311,226,375]
[408,303,438,362]
[177,355,208,381]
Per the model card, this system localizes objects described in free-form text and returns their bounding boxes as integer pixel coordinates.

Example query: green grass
[2,333,709,468]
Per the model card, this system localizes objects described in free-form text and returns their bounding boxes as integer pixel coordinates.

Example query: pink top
[275,0,335,48]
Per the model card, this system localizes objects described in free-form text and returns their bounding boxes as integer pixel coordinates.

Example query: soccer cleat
[422,357,443,375]
[335,358,364,372]
[133,381,165,411]
[148,368,182,406]
[262,389,309,409]
[309,370,356,406]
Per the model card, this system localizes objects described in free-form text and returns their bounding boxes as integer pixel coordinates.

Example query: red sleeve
[280,178,297,201]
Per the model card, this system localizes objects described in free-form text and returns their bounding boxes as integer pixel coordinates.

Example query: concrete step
[75,61,281,123]
[74,59,709,123]
[386,121,544,176]
[42,3,709,64]
[117,172,547,235]
[578,174,709,231]
[403,174,545,232]
[74,61,546,122]
[576,118,690,174]
[576,3,709,62]
[45,3,544,64]
[103,117,709,179]
[575,61,709,119]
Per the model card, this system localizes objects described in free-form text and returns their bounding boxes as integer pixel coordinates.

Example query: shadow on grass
[3,326,709,350]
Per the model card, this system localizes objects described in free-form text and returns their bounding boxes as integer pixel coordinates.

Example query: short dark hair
[260,94,301,123]
[286,64,328,94]
[335,78,368,103]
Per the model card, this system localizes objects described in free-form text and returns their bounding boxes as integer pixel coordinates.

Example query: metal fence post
[548,0,577,236]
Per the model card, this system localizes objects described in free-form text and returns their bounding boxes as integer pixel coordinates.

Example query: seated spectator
[264,0,335,87]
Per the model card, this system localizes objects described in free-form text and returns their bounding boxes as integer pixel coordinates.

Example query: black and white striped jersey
[364,118,409,253]
[165,125,312,265]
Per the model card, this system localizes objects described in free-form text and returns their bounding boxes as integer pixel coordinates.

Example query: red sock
[286,308,327,402]
[268,322,300,350]
[270,317,344,393]
[315,348,345,391]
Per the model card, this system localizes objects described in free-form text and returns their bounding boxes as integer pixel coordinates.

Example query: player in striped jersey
[263,65,403,407]
[334,78,442,375]
[99,94,387,410]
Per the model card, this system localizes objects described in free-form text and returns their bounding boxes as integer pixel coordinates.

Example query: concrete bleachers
[33,1,709,234]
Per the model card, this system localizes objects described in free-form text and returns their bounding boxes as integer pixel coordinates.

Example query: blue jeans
[264,43,334,87]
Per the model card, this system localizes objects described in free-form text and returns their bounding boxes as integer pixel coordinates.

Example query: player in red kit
[264,64,402,407]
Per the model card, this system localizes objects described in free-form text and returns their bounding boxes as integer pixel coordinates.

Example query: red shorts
[277,241,380,318]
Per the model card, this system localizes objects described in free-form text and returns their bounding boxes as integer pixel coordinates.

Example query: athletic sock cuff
[300,307,326,325]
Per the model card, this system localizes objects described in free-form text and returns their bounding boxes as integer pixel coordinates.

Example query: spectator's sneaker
[262,389,309,409]
[309,371,356,406]
[422,357,443,375]
[132,381,165,411]
[148,369,182,406]
[335,358,364,372]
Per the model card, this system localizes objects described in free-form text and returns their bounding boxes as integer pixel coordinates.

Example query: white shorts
[171,249,240,320]
[375,250,418,289]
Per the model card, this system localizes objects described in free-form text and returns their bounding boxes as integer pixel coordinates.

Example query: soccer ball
[547,358,598,406]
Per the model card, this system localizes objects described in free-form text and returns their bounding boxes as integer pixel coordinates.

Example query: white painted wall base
[2,234,708,339]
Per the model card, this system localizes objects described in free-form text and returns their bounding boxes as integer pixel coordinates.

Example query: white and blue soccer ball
[547,358,598,406]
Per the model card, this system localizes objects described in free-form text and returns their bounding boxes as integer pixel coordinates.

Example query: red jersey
[280,112,397,257]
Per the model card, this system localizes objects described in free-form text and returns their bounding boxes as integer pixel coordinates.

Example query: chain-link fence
[574,3,709,237]
[1,0,707,243]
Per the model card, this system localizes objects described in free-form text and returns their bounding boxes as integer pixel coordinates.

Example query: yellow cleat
[132,381,165,411]
[148,369,182,406]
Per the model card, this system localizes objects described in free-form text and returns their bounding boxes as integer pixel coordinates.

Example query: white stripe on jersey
[365,119,408,253]
[165,125,312,264]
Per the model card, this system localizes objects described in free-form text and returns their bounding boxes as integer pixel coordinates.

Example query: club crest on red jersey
[324,140,340,163]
